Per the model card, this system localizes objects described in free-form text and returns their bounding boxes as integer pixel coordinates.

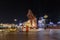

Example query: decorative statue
[27,9,37,28]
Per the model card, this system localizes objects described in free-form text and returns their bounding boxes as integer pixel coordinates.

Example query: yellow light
[44,15,48,18]
[0,30,3,32]
[9,28,16,32]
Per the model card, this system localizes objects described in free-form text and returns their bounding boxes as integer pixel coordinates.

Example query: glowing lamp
[44,15,48,18]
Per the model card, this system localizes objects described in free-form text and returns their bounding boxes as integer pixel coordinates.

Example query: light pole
[14,19,17,24]
[44,15,48,27]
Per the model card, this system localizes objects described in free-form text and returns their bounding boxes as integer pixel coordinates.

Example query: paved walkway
[0,29,60,40]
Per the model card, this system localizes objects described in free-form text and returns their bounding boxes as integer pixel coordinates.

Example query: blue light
[40,17,44,19]
[49,22,54,25]
[57,21,60,24]
[19,23,23,26]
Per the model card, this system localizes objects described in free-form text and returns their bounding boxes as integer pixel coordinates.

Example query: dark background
[0,0,60,23]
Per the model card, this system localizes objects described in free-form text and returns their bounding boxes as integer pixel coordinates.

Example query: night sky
[0,0,60,23]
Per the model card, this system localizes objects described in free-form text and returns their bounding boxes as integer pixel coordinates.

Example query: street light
[44,15,48,19]
[14,19,17,21]
[44,15,48,27]
[14,19,17,24]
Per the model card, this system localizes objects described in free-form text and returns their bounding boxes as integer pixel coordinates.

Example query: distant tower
[27,9,37,28]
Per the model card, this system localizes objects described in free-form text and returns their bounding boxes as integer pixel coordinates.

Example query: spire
[27,9,35,19]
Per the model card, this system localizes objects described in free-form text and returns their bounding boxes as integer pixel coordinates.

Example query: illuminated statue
[38,17,45,28]
[26,9,37,28]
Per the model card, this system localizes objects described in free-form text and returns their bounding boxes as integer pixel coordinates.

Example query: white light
[19,23,22,26]
[57,21,60,24]
[49,22,54,25]
[38,18,45,28]
[14,19,17,21]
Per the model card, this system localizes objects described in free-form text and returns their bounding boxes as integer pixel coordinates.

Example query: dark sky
[0,0,60,23]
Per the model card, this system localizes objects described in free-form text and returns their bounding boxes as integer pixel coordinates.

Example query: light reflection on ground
[0,29,60,40]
